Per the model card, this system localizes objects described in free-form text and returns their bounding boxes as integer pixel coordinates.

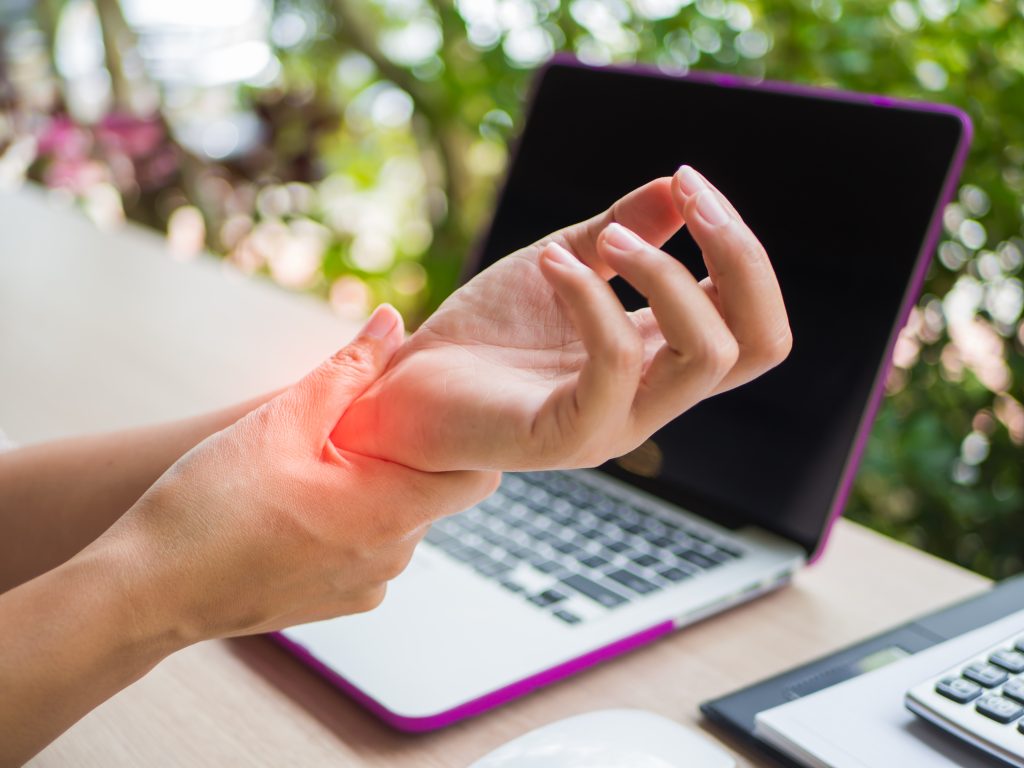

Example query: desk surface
[2,189,990,767]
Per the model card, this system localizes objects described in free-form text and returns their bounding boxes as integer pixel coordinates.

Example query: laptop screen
[471,60,968,555]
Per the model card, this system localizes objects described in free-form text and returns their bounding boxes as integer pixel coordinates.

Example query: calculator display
[856,646,911,674]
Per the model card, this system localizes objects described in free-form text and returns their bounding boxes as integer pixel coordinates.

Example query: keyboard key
[606,569,659,595]
[527,589,566,607]
[606,540,631,553]
[499,580,525,594]
[505,545,532,560]
[675,549,718,570]
[658,567,692,583]
[1014,637,1024,655]
[976,694,1024,723]
[964,662,1009,688]
[935,677,982,704]
[446,545,483,563]
[1004,678,1024,704]
[553,540,584,556]
[632,553,662,568]
[553,609,582,625]
[693,545,730,564]
[569,534,594,548]
[579,554,609,569]
[473,559,513,578]
[991,649,1024,674]
[534,559,564,574]
[561,574,628,608]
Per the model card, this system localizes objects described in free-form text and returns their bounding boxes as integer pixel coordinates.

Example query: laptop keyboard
[424,471,745,626]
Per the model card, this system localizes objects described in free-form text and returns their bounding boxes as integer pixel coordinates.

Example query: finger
[278,304,405,447]
[546,178,685,280]
[537,242,645,464]
[598,223,738,436]
[673,166,792,392]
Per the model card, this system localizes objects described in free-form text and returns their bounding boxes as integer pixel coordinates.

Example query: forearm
[0,391,279,592]
[0,542,184,766]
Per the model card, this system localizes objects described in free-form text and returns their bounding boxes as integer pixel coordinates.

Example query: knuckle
[327,342,375,377]
[687,333,739,379]
[383,547,415,580]
[566,435,611,469]
[351,584,388,614]
[603,330,644,372]
[744,329,793,373]
[367,514,407,549]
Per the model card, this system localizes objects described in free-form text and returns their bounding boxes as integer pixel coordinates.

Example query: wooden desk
[1,189,990,767]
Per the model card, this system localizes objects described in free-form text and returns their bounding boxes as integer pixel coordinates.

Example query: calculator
[906,630,1024,766]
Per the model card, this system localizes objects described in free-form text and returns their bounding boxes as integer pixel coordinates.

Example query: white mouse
[467,708,736,768]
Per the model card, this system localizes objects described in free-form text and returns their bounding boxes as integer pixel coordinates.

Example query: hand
[334,166,792,472]
[90,305,499,644]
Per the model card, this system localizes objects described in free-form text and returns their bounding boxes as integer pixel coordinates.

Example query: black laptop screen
[472,61,967,555]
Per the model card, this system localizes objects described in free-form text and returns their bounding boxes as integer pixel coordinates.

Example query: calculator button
[976,694,1024,724]
[964,662,1010,688]
[935,677,983,704]
[991,649,1024,674]
[1004,678,1024,704]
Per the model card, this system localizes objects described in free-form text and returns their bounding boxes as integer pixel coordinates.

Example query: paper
[754,609,1024,768]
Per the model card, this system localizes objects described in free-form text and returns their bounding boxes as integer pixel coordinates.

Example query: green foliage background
[5,0,1024,578]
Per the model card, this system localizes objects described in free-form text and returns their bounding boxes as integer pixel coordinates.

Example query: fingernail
[602,222,645,254]
[676,165,703,197]
[361,304,399,339]
[546,243,589,270]
[695,190,730,227]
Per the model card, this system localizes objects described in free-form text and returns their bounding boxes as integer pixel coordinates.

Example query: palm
[336,247,630,472]
[332,171,789,473]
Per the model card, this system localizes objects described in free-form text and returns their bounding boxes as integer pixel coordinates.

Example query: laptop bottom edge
[267,568,798,732]
[269,621,675,732]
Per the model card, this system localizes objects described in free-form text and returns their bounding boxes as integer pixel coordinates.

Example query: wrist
[69,526,194,666]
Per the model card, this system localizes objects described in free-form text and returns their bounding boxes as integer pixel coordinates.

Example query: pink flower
[43,157,108,194]
[96,113,165,158]
[37,115,90,159]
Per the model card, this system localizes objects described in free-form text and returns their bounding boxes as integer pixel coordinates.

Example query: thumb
[281,304,404,445]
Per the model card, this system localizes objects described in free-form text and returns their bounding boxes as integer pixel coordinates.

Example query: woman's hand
[92,304,500,644]
[333,165,792,472]
[0,304,498,765]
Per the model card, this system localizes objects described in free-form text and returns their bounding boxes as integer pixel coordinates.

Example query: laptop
[275,58,971,730]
